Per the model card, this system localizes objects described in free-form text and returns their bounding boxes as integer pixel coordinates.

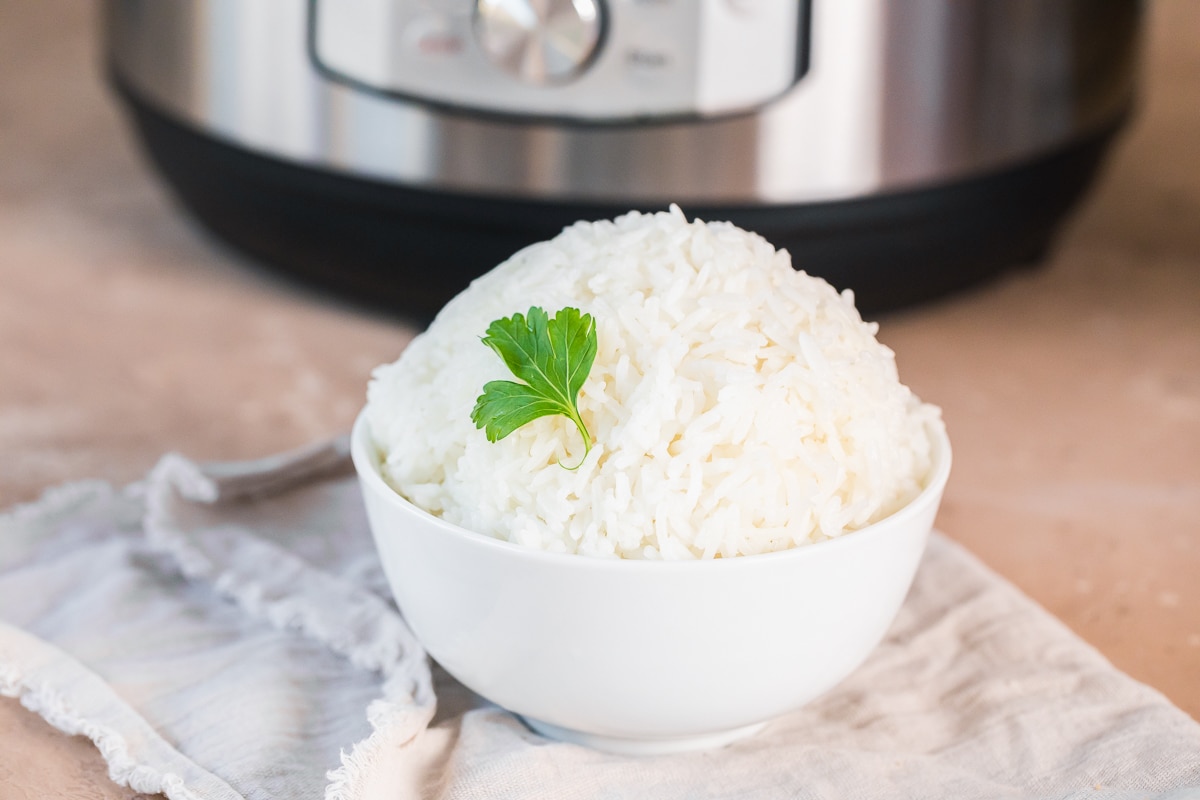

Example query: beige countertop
[2,1,1198,797]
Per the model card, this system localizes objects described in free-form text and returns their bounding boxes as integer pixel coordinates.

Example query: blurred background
[1,0,1197,794]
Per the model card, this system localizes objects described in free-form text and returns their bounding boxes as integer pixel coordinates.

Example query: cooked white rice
[366,206,942,559]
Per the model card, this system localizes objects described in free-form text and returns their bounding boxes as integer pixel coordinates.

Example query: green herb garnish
[470,306,597,469]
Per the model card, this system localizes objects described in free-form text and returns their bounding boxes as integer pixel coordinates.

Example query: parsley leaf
[471,306,598,468]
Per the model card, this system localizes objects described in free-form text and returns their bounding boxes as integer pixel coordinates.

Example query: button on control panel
[311,0,809,121]
[473,0,603,85]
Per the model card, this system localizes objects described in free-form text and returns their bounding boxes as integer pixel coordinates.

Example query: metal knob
[473,0,603,85]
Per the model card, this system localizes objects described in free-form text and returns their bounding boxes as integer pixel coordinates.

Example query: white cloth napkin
[1,441,1198,800]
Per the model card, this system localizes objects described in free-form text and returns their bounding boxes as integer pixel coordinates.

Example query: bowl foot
[521,717,769,755]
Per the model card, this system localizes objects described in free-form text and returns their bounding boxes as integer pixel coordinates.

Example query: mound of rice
[366,207,942,559]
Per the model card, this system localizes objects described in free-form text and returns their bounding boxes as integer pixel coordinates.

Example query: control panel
[311,0,810,121]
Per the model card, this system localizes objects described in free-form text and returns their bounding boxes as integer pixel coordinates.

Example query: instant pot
[104,0,1141,315]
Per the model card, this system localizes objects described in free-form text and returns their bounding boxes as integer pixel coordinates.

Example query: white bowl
[352,411,951,754]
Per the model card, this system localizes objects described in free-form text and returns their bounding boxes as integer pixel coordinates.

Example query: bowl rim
[351,408,951,572]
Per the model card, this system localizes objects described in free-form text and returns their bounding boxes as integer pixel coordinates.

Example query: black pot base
[114,80,1123,321]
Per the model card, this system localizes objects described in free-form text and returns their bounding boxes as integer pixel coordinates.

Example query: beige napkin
[1,440,1198,800]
